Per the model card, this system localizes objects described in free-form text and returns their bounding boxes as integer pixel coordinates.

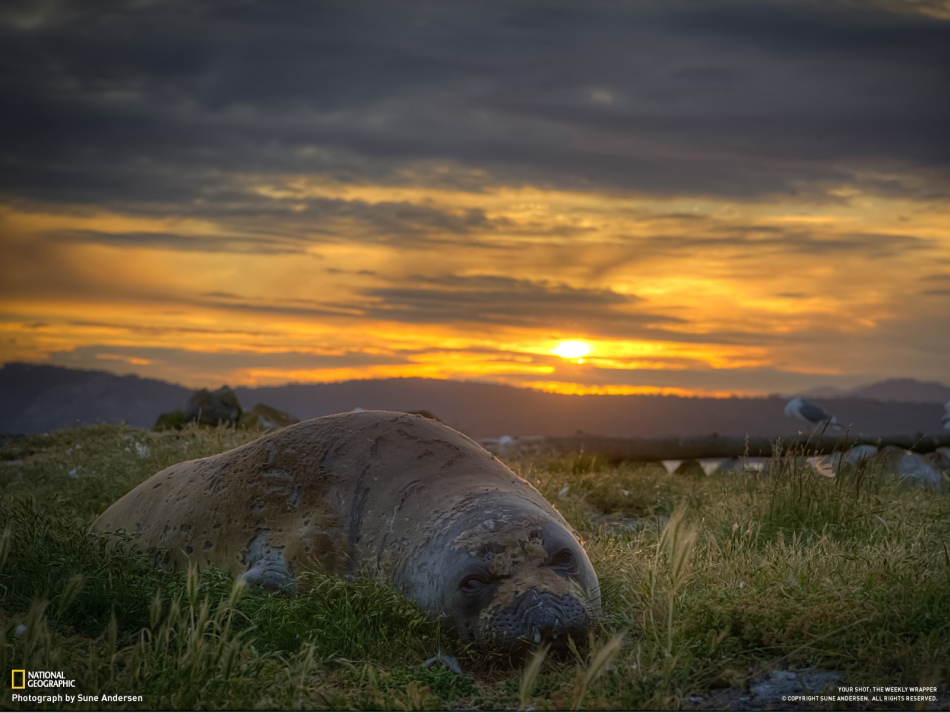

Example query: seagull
[942,400,950,430]
[784,397,844,432]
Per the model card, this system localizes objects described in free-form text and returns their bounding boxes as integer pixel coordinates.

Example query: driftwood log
[536,433,950,463]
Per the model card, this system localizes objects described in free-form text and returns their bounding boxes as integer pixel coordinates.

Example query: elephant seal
[93,411,601,650]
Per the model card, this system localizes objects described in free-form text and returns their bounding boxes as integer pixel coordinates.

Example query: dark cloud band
[1,0,948,210]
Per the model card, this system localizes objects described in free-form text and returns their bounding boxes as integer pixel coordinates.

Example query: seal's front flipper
[242,561,295,592]
[421,652,462,674]
[242,532,296,593]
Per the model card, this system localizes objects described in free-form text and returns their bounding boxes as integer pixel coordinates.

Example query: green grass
[2,425,949,710]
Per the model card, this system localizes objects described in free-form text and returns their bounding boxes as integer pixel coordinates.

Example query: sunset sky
[2,0,949,395]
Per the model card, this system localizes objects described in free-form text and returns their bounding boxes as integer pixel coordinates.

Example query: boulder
[153,410,190,431]
[183,386,242,426]
[895,452,944,490]
[929,446,950,470]
[878,446,945,491]
[153,386,243,430]
[844,444,878,465]
[715,457,769,475]
[237,404,299,431]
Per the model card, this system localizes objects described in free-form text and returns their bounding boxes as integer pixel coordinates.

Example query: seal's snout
[492,589,592,648]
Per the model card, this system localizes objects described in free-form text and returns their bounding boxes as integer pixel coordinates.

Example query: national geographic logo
[10,669,144,705]
[9,669,76,688]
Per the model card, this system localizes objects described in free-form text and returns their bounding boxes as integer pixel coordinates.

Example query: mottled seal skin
[93,411,601,650]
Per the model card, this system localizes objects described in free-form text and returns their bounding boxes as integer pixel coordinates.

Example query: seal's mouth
[480,589,594,651]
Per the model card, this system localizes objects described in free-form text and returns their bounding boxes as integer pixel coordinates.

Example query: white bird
[942,400,950,430]
[784,397,844,432]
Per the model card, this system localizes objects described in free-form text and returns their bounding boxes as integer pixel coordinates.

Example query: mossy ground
[1,425,948,710]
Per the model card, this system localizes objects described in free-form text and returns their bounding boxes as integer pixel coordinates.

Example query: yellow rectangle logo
[11,670,26,689]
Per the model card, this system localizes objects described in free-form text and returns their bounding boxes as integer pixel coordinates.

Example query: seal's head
[400,495,601,651]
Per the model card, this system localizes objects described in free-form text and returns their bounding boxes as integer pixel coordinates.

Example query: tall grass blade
[519,643,550,710]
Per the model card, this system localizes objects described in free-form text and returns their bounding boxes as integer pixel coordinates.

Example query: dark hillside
[2,363,946,437]
[0,363,189,433]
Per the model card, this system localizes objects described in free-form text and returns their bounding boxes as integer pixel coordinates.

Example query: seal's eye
[552,548,574,568]
[459,575,486,593]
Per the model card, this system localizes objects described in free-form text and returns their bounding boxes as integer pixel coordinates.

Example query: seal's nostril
[509,589,592,643]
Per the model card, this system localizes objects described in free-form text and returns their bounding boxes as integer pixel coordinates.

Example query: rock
[844,444,877,465]
[715,458,769,475]
[238,404,300,431]
[153,386,244,430]
[896,452,944,490]
[481,434,515,453]
[153,410,190,431]
[749,668,844,702]
[479,434,547,458]
[713,458,742,473]
[184,386,242,426]
[592,512,667,535]
[929,446,950,470]
[697,668,845,711]
[876,446,945,490]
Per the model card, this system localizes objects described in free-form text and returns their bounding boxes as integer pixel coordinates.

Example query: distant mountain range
[802,378,950,403]
[1,362,947,438]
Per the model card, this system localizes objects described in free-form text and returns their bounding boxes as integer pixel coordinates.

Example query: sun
[552,340,591,359]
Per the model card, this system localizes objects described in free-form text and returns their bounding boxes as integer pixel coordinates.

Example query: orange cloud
[2,174,949,395]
